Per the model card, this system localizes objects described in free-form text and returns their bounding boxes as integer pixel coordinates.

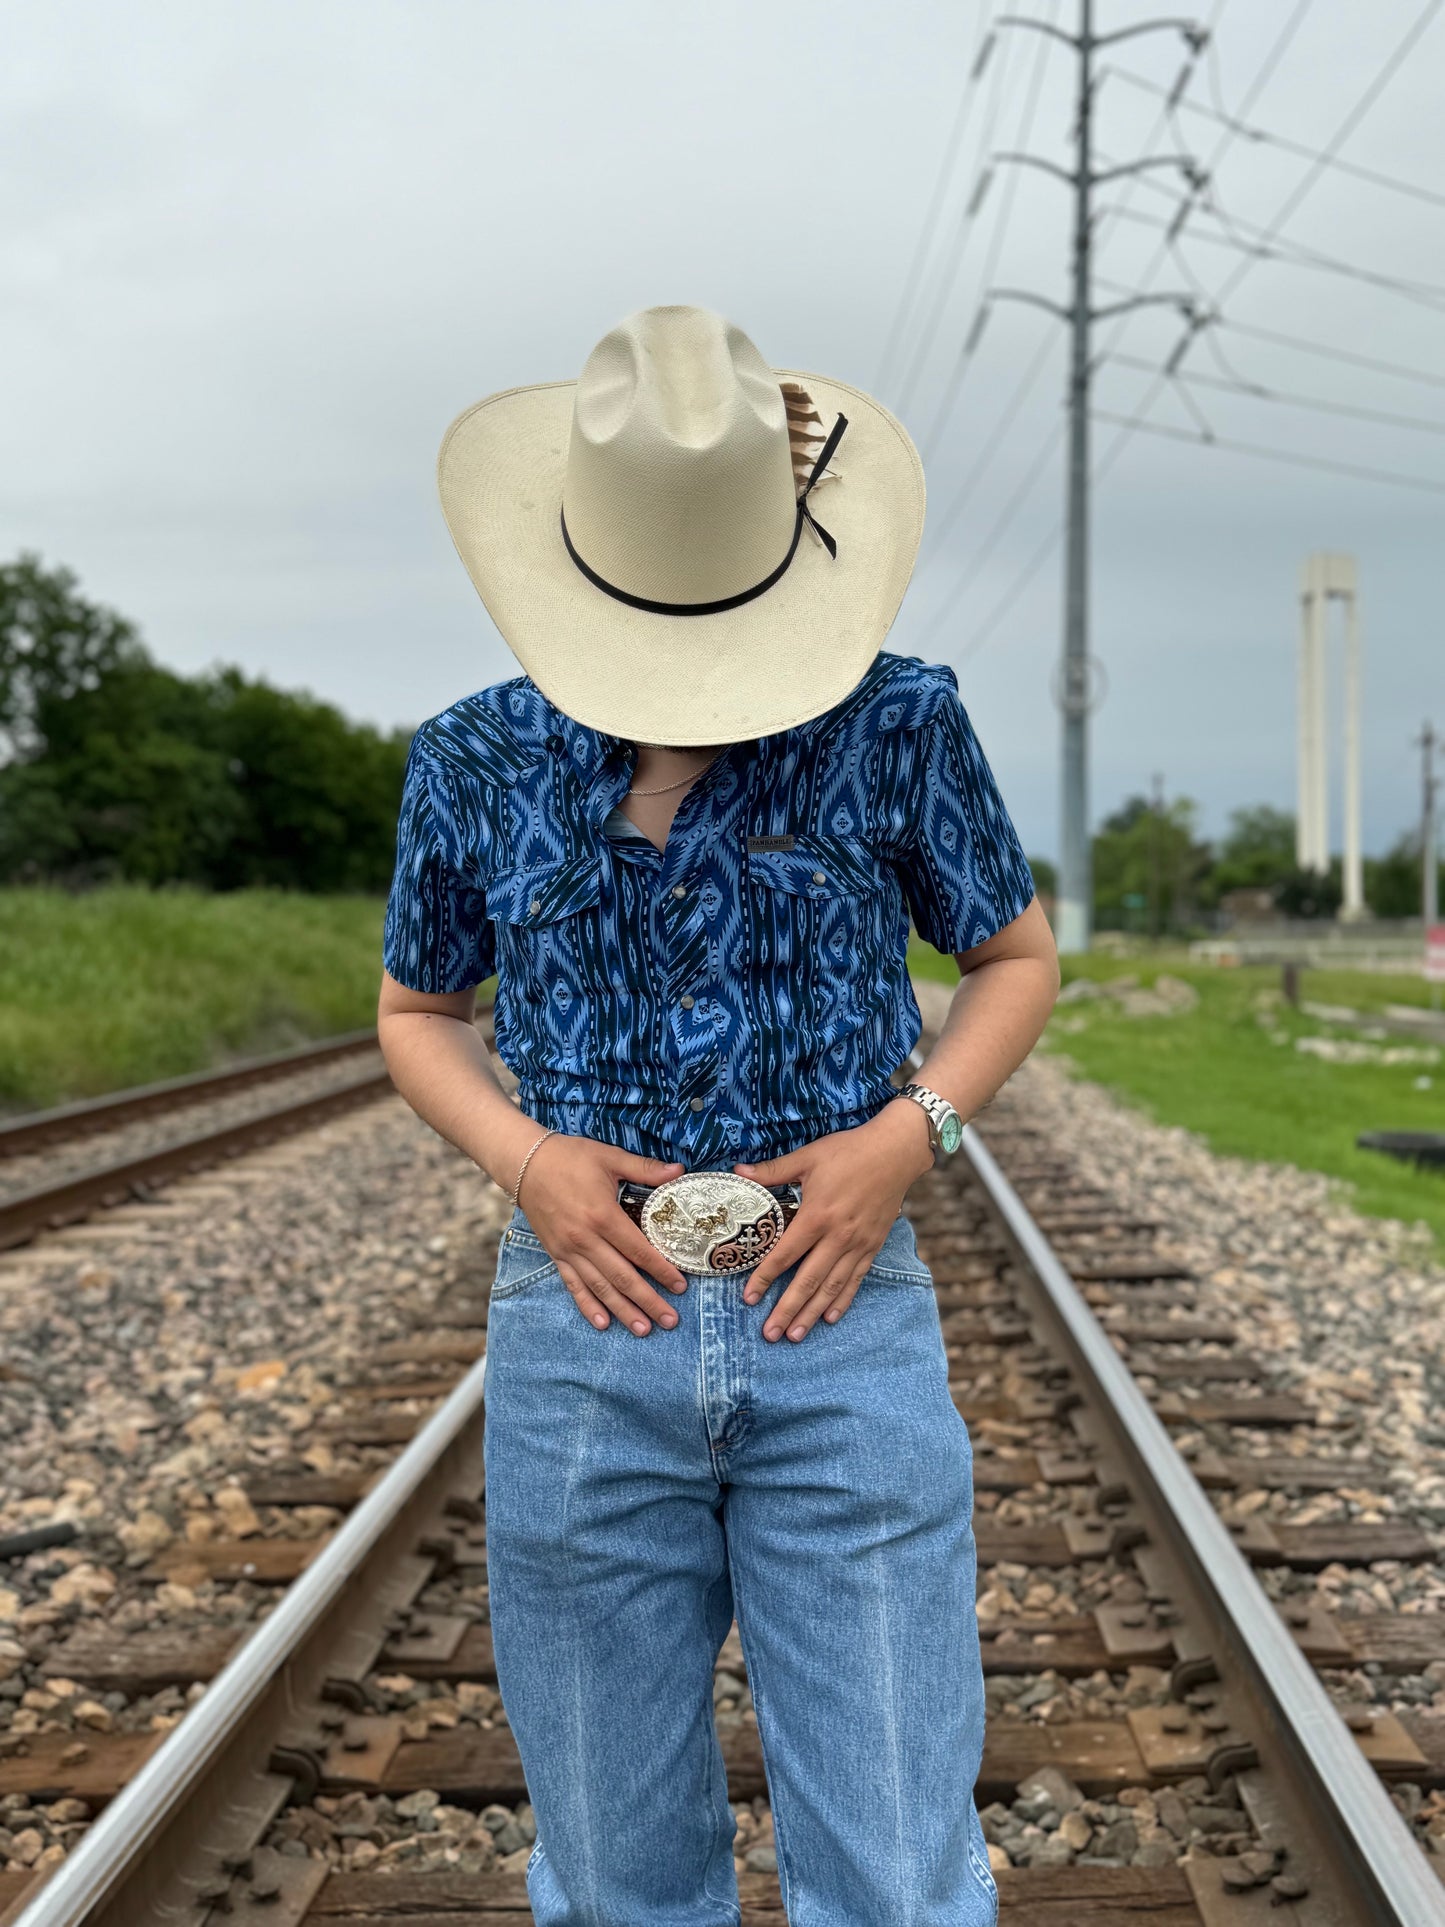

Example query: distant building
[1219,887,1278,925]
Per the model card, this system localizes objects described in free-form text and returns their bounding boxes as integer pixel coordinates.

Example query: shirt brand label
[747,834,796,853]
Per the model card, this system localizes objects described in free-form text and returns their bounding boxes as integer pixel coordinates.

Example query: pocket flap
[747,833,885,899]
[489,849,605,927]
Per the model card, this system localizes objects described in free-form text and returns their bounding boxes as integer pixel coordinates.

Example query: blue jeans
[482,1199,998,1927]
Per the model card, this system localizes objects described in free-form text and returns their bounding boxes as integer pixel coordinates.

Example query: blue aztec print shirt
[382,648,1037,1168]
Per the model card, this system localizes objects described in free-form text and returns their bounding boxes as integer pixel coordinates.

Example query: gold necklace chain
[625,749,726,797]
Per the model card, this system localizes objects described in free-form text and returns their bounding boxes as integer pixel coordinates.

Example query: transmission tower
[988,2,1209,954]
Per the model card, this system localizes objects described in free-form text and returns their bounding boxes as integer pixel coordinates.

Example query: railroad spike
[1171,1653,1220,1695]
[321,1676,373,1713]
[265,1743,324,1806]
[1207,1738,1260,1793]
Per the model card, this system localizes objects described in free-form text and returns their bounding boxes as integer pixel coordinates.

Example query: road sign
[1427,924,1445,984]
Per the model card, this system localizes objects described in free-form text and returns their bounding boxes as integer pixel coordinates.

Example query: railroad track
[2,1021,1443,1923]
[0,1019,490,1253]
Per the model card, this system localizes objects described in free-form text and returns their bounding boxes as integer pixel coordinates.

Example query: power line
[1208,0,1445,311]
[897,0,1060,418]
[874,6,997,397]
[1104,60,1445,216]
[922,0,1318,675]
[883,10,1019,410]
[918,0,1230,477]
[1106,351,1445,437]
[919,0,1243,660]
[1220,315,1445,393]
[1087,0,1317,462]
[923,323,1059,550]
[917,415,1066,652]
[1099,196,1445,313]
[1091,408,1445,494]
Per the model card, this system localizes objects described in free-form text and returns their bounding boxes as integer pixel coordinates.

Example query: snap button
[528,897,542,915]
[689,1096,705,1112]
[672,883,687,899]
[680,994,695,1009]
[812,870,827,884]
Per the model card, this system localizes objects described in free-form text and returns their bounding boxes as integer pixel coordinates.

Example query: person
[377,304,1059,1927]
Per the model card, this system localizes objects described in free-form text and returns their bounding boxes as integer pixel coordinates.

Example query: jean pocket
[861,1212,935,1287]
[491,1223,563,1302]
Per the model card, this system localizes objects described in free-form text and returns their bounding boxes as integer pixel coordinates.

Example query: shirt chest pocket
[488,849,611,1016]
[746,834,891,1036]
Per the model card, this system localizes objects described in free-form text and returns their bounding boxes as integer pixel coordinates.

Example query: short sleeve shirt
[382,649,1036,1166]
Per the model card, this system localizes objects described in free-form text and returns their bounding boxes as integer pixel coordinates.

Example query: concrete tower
[1297,553,1366,921]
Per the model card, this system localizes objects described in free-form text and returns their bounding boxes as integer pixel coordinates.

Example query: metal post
[1055,0,1094,956]
[990,7,1204,953]
[1341,584,1365,919]
[1422,721,1439,927]
[1297,563,1321,871]
[1305,560,1330,873]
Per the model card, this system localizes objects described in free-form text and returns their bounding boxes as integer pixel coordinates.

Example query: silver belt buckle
[640,1172,788,1277]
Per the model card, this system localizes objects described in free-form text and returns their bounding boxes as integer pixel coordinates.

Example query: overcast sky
[5,0,1443,861]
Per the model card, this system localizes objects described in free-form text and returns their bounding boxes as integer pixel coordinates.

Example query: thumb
[734,1150,808,1183]
[610,1149,686,1183]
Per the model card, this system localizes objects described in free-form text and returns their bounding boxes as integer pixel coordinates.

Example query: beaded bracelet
[510,1126,557,1207]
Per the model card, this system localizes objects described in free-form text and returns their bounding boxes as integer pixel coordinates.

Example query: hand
[517,1136,690,1337]
[732,1097,937,1343]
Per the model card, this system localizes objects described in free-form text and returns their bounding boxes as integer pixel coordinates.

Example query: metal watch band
[899,1082,960,1156]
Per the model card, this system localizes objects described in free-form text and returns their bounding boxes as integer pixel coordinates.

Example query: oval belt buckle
[641,1172,787,1278]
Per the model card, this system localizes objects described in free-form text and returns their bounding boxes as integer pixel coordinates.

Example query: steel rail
[0,1030,381,1158]
[0,1070,396,1250]
[957,1117,1445,1925]
[10,1346,491,1927]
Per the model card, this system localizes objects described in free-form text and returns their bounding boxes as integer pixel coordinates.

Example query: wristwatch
[897,1082,965,1160]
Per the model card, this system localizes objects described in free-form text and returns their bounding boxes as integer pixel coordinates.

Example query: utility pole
[1149,770,1165,942]
[1420,721,1439,926]
[989,5,1207,955]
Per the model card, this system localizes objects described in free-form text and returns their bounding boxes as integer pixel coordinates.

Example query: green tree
[1093,791,1212,934]
[0,553,145,758]
[0,554,412,893]
[1367,830,1443,918]
[1273,860,1343,919]
[1199,803,1297,906]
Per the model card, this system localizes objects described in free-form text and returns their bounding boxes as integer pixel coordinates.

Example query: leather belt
[617,1171,802,1277]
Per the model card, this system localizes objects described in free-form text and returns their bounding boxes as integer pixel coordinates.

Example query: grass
[910,939,1445,1265]
[0,887,394,1112]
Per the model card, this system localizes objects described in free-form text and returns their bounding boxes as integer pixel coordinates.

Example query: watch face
[940,1112,964,1154]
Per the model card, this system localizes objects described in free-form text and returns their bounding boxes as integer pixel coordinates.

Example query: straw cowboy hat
[436,304,925,745]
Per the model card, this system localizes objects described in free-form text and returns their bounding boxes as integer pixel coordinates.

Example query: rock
[1096,1819,1138,1858]
[214,1488,262,1538]
[48,1565,115,1608]
[117,1510,174,1556]
[236,1360,288,1395]
[1187,1804,1242,1834]
[1026,1835,1076,1869]
[1016,1766,1084,1814]
[978,1803,1015,1845]
[1154,1787,1191,1840]
[1058,1811,1093,1851]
